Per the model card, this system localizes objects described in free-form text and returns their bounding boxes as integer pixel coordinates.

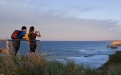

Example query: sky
[0,0,121,41]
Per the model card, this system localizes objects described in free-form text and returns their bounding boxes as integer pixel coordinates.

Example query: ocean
[1,41,121,68]
[39,41,121,68]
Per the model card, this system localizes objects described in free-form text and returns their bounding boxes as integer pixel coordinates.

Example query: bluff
[97,50,121,73]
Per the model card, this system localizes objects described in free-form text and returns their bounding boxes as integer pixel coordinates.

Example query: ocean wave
[61,55,109,68]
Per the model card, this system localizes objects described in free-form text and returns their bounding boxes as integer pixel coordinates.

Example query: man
[12,26,27,56]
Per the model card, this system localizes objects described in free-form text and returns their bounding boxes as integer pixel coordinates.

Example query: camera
[35,31,38,33]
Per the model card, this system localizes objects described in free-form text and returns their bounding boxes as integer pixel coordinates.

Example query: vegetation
[0,53,100,75]
[0,50,121,75]
[97,50,121,75]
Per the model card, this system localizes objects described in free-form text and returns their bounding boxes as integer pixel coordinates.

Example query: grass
[2,54,121,75]
[1,54,121,75]
[0,53,101,75]
[106,64,121,75]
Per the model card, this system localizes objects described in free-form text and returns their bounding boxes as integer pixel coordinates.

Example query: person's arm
[21,32,26,40]
[36,31,41,37]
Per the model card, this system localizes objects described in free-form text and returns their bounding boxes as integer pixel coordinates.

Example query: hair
[29,26,34,33]
[21,26,26,30]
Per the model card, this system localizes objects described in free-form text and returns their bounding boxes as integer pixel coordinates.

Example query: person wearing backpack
[11,26,27,56]
[28,26,41,56]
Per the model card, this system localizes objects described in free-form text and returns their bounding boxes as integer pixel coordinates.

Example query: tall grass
[0,53,100,75]
[1,54,121,75]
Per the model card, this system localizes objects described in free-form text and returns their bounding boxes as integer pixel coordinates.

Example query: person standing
[12,26,27,56]
[28,26,41,56]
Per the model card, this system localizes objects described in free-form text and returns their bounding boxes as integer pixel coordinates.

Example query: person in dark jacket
[12,26,27,56]
[29,26,41,56]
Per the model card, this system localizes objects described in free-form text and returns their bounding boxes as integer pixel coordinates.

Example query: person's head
[29,26,35,33]
[21,26,27,32]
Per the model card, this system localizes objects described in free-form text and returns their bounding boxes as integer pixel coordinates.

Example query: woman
[29,26,41,56]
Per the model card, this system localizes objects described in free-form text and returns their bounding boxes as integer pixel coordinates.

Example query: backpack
[11,30,21,39]
[25,33,29,40]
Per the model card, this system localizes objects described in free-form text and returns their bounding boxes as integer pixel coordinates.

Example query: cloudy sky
[0,0,121,41]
